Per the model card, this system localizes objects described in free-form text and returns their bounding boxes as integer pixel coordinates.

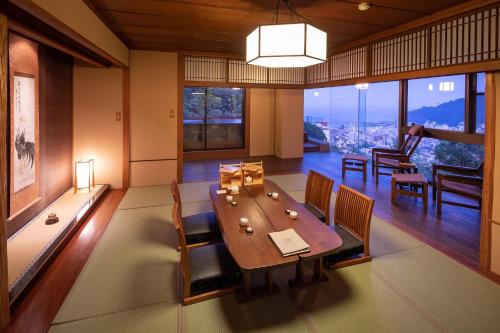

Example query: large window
[407,75,466,131]
[304,81,399,155]
[184,87,245,151]
[475,72,485,134]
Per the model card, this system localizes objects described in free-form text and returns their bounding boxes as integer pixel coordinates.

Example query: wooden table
[209,180,342,301]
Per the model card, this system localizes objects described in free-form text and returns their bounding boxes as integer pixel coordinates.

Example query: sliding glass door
[184,87,245,151]
[304,81,399,155]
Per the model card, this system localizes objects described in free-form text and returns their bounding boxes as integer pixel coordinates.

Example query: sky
[304,74,476,124]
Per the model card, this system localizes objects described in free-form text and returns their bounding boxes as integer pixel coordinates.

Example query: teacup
[272,192,279,200]
[289,211,298,220]
[245,176,253,184]
[231,185,239,194]
[239,217,249,227]
[225,195,233,202]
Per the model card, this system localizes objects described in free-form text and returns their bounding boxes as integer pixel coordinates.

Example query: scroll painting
[13,74,36,192]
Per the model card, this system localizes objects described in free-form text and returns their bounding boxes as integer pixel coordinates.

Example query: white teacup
[272,192,279,200]
[225,195,233,202]
[245,176,253,184]
[239,217,249,227]
[231,185,239,194]
[289,211,298,220]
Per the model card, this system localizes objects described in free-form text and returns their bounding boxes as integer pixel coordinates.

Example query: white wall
[73,65,124,189]
[129,50,178,186]
[274,89,304,159]
[249,88,275,156]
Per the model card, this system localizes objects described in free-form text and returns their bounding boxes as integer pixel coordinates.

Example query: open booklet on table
[268,228,310,257]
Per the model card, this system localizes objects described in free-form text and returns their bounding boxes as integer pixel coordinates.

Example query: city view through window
[304,74,484,180]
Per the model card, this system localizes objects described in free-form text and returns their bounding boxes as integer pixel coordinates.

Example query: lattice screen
[184,56,226,82]
[268,67,304,84]
[430,7,499,67]
[184,4,500,86]
[330,46,367,80]
[228,60,267,84]
[306,61,329,84]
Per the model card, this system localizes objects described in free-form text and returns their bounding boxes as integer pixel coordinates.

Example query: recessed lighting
[358,3,371,11]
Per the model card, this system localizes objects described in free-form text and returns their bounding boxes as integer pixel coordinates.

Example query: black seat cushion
[183,212,221,245]
[189,243,242,295]
[324,225,364,264]
[300,203,326,223]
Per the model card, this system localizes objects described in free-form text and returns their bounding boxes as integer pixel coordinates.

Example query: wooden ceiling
[86,0,472,57]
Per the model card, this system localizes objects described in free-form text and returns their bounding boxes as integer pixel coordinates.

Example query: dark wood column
[0,12,11,329]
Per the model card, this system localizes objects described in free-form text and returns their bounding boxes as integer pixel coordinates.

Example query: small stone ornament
[271,192,279,200]
[267,192,273,197]
[285,209,291,215]
[45,212,59,225]
[231,201,238,206]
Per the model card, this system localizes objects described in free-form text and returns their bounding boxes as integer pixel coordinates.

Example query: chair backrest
[172,203,191,297]
[305,170,334,225]
[334,185,374,255]
[401,124,424,157]
[171,180,182,210]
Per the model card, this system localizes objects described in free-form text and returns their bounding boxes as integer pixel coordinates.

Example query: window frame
[400,73,484,147]
[183,86,246,152]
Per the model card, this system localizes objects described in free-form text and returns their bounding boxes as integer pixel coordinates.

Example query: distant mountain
[408,97,485,127]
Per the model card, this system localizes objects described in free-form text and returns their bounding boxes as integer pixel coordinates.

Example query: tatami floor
[48,174,500,333]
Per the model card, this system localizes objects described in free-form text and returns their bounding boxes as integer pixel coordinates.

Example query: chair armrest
[376,153,407,160]
[438,173,483,186]
[432,164,480,176]
[372,148,401,155]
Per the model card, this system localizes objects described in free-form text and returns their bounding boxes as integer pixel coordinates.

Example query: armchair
[433,162,483,217]
[372,124,424,184]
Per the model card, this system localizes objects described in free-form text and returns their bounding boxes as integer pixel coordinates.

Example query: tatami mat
[118,185,173,210]
[49,301,177,333]
[53,205,178,323]
[267,173,308,192]
[372,246,500,333]
[286,264,440,333]
[183,290,309,333]
[50,173,500,332]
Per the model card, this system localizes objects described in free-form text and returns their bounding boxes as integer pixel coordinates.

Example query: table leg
[243,271,252,298]
[423,183,428,213]
[289,258,328,289]
[266,270,273,292]
[237,270,279,303]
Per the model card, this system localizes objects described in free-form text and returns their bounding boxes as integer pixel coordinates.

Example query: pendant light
[246,0,327,68]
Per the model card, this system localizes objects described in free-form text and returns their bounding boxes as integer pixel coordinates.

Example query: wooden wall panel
[0,12,10,331]
[7,36,73,237]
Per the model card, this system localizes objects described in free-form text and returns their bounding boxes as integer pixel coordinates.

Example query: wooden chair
[372,124,424,184]
[300,170,334,225]
[172,203,241,305]
[171,180,222,249]
[324,185,374,269]
[433,163,483,217]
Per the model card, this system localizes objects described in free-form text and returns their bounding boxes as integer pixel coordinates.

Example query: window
[407,75,466,131]
[304,81,399,155]
[475,72,485,134]
[411,138,484,180]
[184,87,245,151]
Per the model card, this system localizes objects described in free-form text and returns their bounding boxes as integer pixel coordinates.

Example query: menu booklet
[268,229,310,257]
